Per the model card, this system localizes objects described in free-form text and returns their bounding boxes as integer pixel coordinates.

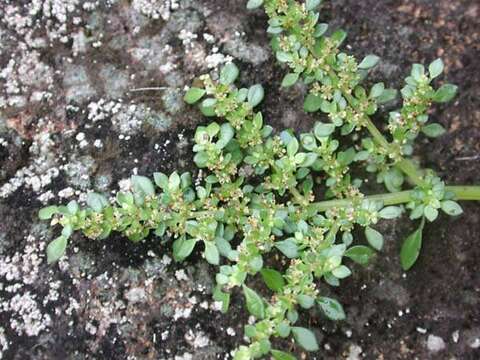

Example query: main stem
[312,185,480,212]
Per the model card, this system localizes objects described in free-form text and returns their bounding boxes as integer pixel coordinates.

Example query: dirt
[0,0,479,359]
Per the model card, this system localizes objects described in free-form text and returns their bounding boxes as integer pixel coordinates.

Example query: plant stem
[311,185,480,212]
[289,187,307,204]
[364,116,425,186]
[363,116,390,149]
[446,186,480,200]
[396,159,425,187]
[331,57,427,187]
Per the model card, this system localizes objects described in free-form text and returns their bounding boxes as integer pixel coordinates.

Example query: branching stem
[312,185,480,212]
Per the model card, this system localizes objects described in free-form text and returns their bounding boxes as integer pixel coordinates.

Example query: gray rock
[99,65,130,99]
[427,334,446,353]
[163,70,186,88]
[125,287,147,304]
[463,328,480,349]
[63,65,96,103]
[64,155,96,190]
[372,279,410,307]
[223,40,269,66]
[346,344,362,360]
[166,9,203,34]
[146,111,172,132]
[111,104,146,134]
[130,35,170,71]
[94,174,113,192]
[161,88,184,115]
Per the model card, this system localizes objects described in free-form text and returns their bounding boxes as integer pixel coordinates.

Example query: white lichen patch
[0,327,8,359]
[4,292,52,337]
[0,131,60,198]
[0,235,59,338]
[0,235,44,285]
[132,0,178,21]
[185,329,210,348]
[0,48,54,109]
[1,0,100,44]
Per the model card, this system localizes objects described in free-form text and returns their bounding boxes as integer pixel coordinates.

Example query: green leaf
[47,236,68,264]
[213,286,230,313]
[206,122,221,137]
[276,322,291,338]
[424,205,438,222]
[260,268,285,292]
[271,350,296,360]
[314,23,328,37]
[384,168,404,192]
[433,84,457,103]
[422,123,446,138]
[332,265,351,279]
[154,172,169,189]
[306,0,322,11]
[87,193,108,212]
[116,191,134,206]
[291,327,319,351]
[378,206,402,219]
[365,227,384,250]
[342,232,353,246]
[216,123,235,149]
[204,241,220,265]
[131,175,155,197]
[247,84,265,107]
[410,204,425,220]
[242,285,265,319]
[249,255,263,272]
[376,88,397,104]
[39,206,58,220]
[441,200,463,216]
[287,137,299,156]
[234,346,251,360]
[275,239,298,258]
[331,29,347,46]
[281,73,299,88]
[400,219,424,270]
[304,94,322,112]
[220,63,239,85]
[370,82,385,98]
[169,172,181,190]
[297,294,315,309]
[61,225,73,238]
[314,122,335,138]
[184,87,205,104]
[358,55,380,70]
[200,99,217,117]
[337,147,356,165]
[246,0,263,10]
[276,51,292,63]
[67,200,79,215]
[317,296,346,320]
[173,238,197,261]
[345,245,375,265]
[411,64,425,82]
[429,58,444,79]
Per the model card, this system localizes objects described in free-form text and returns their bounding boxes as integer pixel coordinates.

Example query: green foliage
[400,218,425,270]
[37,1,480,359]
[317,296,346,320]
[291,327,319,351]
[46,236,68,264]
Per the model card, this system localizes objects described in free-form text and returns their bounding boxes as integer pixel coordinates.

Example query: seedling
[40,1,480,358]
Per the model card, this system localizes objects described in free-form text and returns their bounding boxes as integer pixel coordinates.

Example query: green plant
[40,1,480,358]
